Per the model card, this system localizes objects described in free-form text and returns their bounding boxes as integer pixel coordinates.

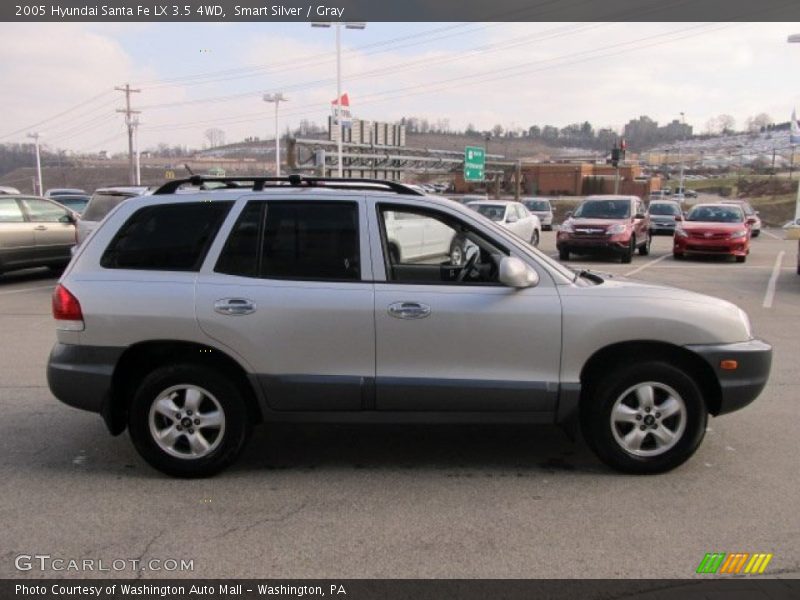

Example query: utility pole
[263,93,287,177]
[115,83,141,185]
[27,132,43,195]
[132,117,141,186]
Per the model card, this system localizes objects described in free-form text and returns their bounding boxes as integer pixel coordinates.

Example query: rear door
[196,196,376,411]
[0,197,35,269]
[19,197,74,261]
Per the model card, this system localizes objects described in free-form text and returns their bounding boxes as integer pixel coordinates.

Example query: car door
[0,197,36,269]
[195,196,376,411]
[20,197,75,261]
[371,201,562,413]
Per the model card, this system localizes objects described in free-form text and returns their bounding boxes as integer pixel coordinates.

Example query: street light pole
[27,132,42,195]
[263,93,287,177]
[788,34,800,226]
[312,21,365,178]
[678,112,686,198]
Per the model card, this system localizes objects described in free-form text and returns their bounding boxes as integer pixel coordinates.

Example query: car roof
[466,200,516,206]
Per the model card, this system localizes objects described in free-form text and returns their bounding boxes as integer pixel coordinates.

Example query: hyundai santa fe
[47,176,771,477]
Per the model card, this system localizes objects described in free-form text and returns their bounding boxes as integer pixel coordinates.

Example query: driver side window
[378,205,506,285]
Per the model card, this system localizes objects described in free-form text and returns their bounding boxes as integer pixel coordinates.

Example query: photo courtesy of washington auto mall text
[1,0,800,598]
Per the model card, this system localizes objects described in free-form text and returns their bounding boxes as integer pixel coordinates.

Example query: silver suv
[47,176,771,477]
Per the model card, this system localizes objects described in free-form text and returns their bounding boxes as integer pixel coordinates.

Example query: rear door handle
[34,225,47,231]
[214,298,257,316]
[388,302,431,320]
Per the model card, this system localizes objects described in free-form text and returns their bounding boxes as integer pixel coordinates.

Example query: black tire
[638,233,651,256]
[580,361,707,474]
[752,230,760,238]
[558,247,570,261]
[673,252,684,260]
[128,364,252,478]
[543,225,553,231]
[530,229,540,247]
[735,254,746,263]
[449,237,467,266]
[621,239,634,263]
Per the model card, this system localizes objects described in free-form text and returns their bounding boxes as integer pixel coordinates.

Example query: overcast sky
[1,21,800,153]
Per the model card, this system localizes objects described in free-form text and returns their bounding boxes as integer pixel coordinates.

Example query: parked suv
[77,186,149,245]
[47,176,771,477]
[557,195,650,263]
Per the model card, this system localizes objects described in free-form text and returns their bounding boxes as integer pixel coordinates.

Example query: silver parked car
[47,176,771,477]
[467,200,541,246]
[77,186,150,245]
[522,197,554,230]
[0,195,77,276]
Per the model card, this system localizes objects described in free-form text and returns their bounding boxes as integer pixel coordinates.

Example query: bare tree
[204,128,225,148]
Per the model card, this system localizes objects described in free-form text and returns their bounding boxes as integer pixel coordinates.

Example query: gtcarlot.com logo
[696,552,773,575]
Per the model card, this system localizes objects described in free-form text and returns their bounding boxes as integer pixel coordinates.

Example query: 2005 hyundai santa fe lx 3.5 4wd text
[47,176,772,477]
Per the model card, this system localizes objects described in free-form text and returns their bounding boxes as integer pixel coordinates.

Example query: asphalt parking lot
[1,230,798,579]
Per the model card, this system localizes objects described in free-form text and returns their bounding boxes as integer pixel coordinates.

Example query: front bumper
[47,343,125,427]
[675,238,748,256]
[557,235,631,253]
[685,339,772,415]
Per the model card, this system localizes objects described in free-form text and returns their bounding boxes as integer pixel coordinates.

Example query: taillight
[52,284,84,328]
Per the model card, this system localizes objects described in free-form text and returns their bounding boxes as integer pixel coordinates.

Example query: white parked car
[467,200,541,246]
[522,197,554,230]
[384,210,467,265]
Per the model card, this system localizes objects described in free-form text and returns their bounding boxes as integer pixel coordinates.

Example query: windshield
[574,199,630,219]
[649,203,681,216]
[81,192,135,222]
[524,200,550,211]
[471,204,505,222]
[687,205,744,223]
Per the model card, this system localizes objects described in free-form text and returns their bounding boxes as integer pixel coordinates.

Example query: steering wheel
[457,251,480,282]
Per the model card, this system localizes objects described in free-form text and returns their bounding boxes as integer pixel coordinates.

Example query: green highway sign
[464,146,485,181]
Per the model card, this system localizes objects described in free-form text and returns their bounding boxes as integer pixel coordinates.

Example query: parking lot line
[762,251,785,309]
[0,285,54,296]
[624,253,670,277]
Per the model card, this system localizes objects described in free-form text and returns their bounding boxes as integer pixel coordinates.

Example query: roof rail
[152,175,424,196]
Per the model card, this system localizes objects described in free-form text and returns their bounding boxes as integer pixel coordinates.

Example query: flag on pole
[331,93,352,128]
[791,108,800,145]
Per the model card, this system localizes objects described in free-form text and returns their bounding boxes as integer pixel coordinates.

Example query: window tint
[261,202,360,280]
[23,198,67,222]
[101,202,232,271]
[0,198,23,222]
[574,199,631,219]
[217,201,360,281]
[215,201,263,278]
[82,192,135,222]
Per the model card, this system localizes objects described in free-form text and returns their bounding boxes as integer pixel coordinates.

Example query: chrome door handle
[214,298,256,316]
[34,225,47,231]
[388,302,431,320]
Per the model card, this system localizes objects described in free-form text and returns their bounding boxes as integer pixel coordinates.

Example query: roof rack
[152,175,424,196]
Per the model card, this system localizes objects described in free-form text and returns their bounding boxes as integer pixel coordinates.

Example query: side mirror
[674,215,683,222]
[59,213,76,224]
[506,214,518,224]
[498,256,539,289]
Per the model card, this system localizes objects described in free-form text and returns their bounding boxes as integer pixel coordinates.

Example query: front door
[0,198,35,269]
[371,202,562,413]
[196,197,375,411]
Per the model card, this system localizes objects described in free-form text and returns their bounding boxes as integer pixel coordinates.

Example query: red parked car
[673,203,751,263]
[557,195,650,263]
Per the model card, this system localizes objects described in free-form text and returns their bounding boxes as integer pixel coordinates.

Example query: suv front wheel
[128,364,252,477]
[580,361,707,474]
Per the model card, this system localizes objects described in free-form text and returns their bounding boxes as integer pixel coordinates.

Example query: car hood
[560,275,751,345]
[681,222,745,232]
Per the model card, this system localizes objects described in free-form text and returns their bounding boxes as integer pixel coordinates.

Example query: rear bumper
[47,343,124,424]
[685,339,772,415]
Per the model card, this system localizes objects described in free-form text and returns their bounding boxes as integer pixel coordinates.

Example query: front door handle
[34,225,47,231]
[388,302,431,320]
[214,298,257,316]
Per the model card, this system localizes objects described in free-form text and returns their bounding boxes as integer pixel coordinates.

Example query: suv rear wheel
[580,361,707,474]
[128,364,252,477]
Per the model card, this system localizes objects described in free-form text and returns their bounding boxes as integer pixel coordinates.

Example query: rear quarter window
[100,202,232,271]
